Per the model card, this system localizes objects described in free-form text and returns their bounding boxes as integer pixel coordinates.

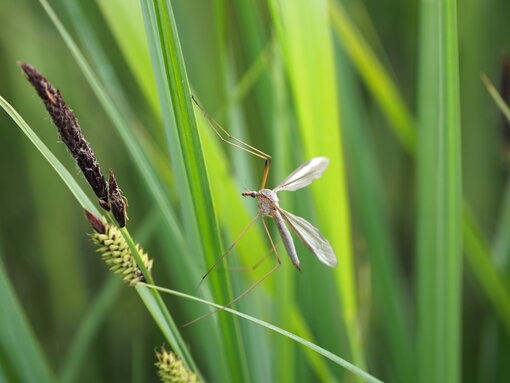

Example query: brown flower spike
[84,209,106,234]
[20,62,110,211]
[108,169,127,228]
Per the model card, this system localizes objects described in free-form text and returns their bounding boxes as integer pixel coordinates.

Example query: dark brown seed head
[19,62,109,210]
[108,169,127,227]
[84,209,106,234]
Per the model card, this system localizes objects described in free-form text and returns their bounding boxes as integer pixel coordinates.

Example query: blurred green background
[1,0,510,382]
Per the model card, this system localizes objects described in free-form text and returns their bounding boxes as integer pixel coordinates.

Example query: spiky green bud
[155,348,200,383]
[90,223,153,284]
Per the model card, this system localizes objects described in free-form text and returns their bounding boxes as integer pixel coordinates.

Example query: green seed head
[90,223,153,284]
[155,347,200,383]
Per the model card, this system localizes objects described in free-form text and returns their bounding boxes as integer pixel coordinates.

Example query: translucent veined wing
[279,208,337,267]
[273,157,330,192]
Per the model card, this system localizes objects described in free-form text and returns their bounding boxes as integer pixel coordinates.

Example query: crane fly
[241,156,338,269]
[187,97,337,325]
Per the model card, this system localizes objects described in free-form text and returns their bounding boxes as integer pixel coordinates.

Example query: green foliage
[1,0,510,382]
[416,0,462,381]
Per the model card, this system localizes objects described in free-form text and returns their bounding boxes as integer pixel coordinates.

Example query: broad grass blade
[416,0,462,381]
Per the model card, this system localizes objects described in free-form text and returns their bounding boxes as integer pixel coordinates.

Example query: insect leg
[227,238,282,271]
[184,217,281,327]
[197,213,260,288]
[260,157,272,189]
[192,96,272,185]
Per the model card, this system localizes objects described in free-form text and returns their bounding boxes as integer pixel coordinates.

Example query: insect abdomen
[273,209,300,269]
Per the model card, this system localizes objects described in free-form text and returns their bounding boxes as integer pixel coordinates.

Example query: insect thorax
[258,189,279,216]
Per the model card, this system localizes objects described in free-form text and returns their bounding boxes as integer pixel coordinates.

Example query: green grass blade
[119,226,201,377]
[330,0,416,153]
[0,250,55,383]
[269,45,296,383]
[482,74,510,135]
[333,7,510,376]
[59,209,167,383]
[138,0,203,260]
[329,3,510,364]
[269,0,365,369]
[95,0,160,116]
[216,40,273,122]
[231,0,274,143]
[483,74,510,268]
[46,0,209,310]
[330,2,510,374]
[1,96,200,378]
[140,283,384,383]
[59,276,122,383]
[198,110,339,381]
[0,95,98,216]
[337,49,412,381]
[290,308,339,383]
[492,178,510,269]
[416,0,462,381]
[139,1,248,381]
[463,207,510,336]
[37,0,188,259]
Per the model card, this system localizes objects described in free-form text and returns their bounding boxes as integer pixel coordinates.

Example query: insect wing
[279,208,337,267]
[274,157,330,192]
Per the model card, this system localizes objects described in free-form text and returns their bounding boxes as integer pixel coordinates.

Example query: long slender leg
[260,158,271,189]
[227,238,282,271]
[197,214,261,289]
[192,96,272,169]
[184,217,281,327]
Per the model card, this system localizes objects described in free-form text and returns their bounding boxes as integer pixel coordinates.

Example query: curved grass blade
[139,282,384,383]
[43,1,208,317]
[289,307,339,383]
[37,0,189,263]
[330,0,415,153]
[59,208,167,383]
[0,250,55,383]
[0,95,98,215]
[0,96,200,376]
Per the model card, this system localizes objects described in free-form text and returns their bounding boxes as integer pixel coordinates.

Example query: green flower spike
[85,210,153,284]
[155,347,200,383]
